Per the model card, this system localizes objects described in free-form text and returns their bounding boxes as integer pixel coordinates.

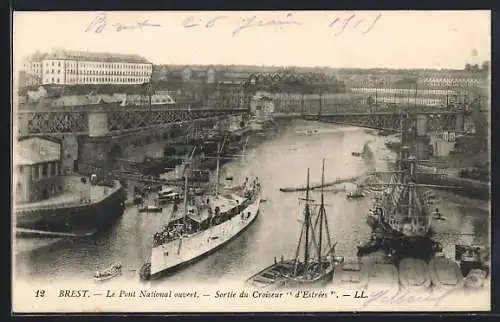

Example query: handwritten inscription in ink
[329,13,382,36]
[85,12,382,36]
[85,12,162,33]
[232,13,303,37]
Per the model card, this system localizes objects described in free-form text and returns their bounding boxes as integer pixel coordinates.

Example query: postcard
[12,10,491,313]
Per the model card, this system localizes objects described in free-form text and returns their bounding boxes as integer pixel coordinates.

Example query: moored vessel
[247,160,344,289]
[357,151,445,261]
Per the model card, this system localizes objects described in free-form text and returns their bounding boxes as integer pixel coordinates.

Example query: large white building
[21,49,153,86]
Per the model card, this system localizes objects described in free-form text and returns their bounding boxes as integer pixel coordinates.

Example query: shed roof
[16,137,61,165]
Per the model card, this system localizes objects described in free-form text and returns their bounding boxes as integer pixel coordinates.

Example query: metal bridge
[302,108,471,133]
[17,103,249,139]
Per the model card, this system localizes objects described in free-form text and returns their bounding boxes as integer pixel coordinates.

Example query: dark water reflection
[14,120,490,285]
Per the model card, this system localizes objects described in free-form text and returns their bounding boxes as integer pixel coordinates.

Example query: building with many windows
[21,49,153,86]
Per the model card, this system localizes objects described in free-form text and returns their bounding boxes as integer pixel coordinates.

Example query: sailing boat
[147,143,262,279]
[356,114,455,260]
[246,160,344,288]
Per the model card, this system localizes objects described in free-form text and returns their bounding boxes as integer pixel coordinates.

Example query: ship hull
[364,215,440,261]
[246,259,337,289]
[150,195,261,279]
[15,185,126,238]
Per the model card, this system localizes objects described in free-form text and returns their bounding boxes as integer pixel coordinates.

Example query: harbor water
[14,120,490,285]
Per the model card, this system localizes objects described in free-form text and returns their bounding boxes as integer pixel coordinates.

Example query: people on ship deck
[152,176,260,247]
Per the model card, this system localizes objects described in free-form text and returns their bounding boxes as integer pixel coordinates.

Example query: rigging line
[293,219,305,277]
[306,212,321,262]
[312,206,321,234]
[322,204,333,250]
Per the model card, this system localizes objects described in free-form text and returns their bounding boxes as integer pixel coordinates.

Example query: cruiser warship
[145,143,262,279]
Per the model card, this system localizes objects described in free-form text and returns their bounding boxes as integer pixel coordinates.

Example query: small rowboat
[332,260,369,290]
[139,205,162,213]
[94,262,122,281]
[139,262,152,281]
[157,192,181,204]
[428,257,463,290]
[346,191,365,199]
[398,258,431,292]
[365,262,399,293]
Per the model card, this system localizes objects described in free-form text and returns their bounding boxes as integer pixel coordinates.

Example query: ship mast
[304,168,311,264]
[215,143,220,196]
[408,158,415,226]
[183,160,189,223]
[215,140,225,197]
[317,159,325,261]
[182,147,196,222]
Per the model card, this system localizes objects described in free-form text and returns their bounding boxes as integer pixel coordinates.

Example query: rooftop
[26,49,152,64]
[16,137,61,165]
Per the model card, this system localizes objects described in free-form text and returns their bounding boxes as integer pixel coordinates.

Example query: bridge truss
[17,104,248,138]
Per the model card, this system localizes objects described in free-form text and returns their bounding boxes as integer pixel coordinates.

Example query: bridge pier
[455,114,465,133]
[60,135,79,175]
[414,114,430,160]
[77,111,112,176]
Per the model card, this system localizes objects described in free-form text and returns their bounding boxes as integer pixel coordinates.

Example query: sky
[13,11,490,71]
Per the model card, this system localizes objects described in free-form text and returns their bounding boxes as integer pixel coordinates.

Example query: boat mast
[304,168,311,264]
[317,159,325,262]
[183,160,190,223]
[407,159,416,227]
[215,142,221,197]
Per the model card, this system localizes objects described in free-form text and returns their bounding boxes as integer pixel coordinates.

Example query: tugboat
[94,262,122,281]
[246,160,344,288]
[148,144,262,279]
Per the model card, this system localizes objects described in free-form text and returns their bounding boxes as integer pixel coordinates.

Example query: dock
[14,176,122,212]
[279,177,358,192]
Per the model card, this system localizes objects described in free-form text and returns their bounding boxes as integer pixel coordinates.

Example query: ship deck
[15,176,121,212]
